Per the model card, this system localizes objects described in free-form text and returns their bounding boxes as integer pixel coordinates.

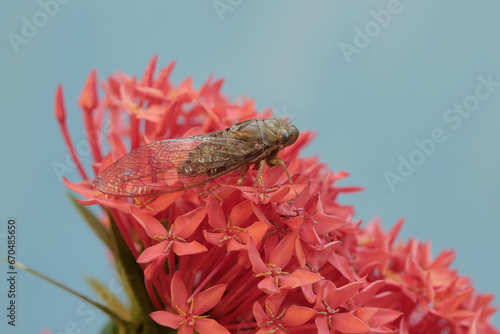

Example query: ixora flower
[53,56,500,334]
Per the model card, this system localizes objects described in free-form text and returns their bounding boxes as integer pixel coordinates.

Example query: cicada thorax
[225,118,282,146]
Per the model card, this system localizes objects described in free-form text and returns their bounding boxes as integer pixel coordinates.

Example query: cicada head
[276,119,299,148]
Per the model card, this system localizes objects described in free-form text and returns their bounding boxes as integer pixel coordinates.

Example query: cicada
[93,118,299,197]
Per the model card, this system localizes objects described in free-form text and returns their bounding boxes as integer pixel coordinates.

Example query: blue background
[1,1,499,332]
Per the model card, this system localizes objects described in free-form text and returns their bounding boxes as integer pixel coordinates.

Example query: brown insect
[93,118,300,197]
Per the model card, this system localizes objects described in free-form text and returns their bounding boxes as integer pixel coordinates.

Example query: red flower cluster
[56,56,499,333]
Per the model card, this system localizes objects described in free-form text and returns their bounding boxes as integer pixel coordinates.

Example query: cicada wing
[93,137,263,196]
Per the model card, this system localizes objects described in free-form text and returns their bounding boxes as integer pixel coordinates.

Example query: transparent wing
[93,137,263,196]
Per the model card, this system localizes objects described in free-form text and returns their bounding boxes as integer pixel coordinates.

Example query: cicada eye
[279,130,290,144]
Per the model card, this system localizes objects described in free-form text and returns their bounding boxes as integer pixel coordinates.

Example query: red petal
[229,200,254,226]
[286,216,304,231]
[143,258,165,281]
[280,269,323,289]
[147,192,183,212]
[227,238,247,252]
[251,202,270,223]
[329,252,354,281]
[63,178,95,199]
[257,277,279,294]
[269,232,296,268]
[78,69,98,112]
[76,198,98,206]
[172,240,207,256]
[325,281,364,309]
[333,170,350,180]
[295,237,306,268]
[192,284,227,314]
[338,186,364,193]
[352,281,385,306]
[315,316,331,334]
[94,196,131,213]
[368,308,403,327]
[302,281,319,304]
[178,324,194,334]
[207,195,226,228]
[150,311,184,329]
[140,55,157,87]
[130,206,167,238]
[280,305,316,326]
[153,60,176,89]
[269,186,297,203]
[303,193,319,213]
[262,164,287,187]
[154,100,178,138]
[354,307,378,323]
[194,318,230,334]
[386,218,404,248]
[203,230,227,247]
[253,301,268,325]
[137,241,168,263]
[248,239,268,274]
[266,289,289,309]
[54,85,66,123]
[298,224,321,246]
[399,318,409,334]
[265,287,289,310]
[313,214,346,234]
[171,272,189,312]
[331,313,371,333]
[172,207,207,238]
[241,220,269,245]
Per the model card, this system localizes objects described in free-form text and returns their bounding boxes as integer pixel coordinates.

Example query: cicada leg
[266,157,299,197]
[253,160,266,196]
[237,164,250,185]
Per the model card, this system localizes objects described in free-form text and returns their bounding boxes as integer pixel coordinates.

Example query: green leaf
[68,194,113,250]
